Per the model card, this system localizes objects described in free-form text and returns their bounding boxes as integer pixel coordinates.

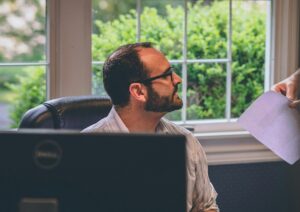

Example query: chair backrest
[18,96,112,130]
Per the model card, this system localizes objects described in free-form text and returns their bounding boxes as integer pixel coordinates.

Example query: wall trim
[196,131,281,166]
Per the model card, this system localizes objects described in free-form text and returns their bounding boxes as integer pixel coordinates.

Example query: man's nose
[173,72,182,85]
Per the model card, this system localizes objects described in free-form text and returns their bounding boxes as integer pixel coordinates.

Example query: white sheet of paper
[238,91,300,164]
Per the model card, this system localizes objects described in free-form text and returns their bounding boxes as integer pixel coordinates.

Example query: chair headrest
[19,96,112,130]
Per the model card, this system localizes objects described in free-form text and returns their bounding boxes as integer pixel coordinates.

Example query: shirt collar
[109,106,130,133]
[155,118,169,134]
[110,106,168,134]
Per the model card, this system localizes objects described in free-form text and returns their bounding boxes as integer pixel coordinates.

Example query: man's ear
[129,83,147,102]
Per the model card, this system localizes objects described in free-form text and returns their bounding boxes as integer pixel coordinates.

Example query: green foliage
[0,68,27,90]
[231,2,266,117]
[92,1,266,119]
[9,67,46,128]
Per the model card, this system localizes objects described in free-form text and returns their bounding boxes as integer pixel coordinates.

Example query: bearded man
[82,42,219,212]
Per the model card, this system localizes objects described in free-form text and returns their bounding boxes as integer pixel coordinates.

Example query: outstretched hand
[271,69,300,108]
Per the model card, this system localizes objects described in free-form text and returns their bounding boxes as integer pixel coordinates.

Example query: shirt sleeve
[189,134,219,212]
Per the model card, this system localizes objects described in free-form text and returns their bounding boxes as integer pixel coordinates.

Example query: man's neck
[115,106,164,133]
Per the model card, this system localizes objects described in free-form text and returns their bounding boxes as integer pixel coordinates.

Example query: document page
[238,91,300,164]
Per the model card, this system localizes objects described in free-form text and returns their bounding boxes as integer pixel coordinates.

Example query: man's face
[138,48,183,113]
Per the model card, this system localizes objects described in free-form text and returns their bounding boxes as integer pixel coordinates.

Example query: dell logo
[34,140,62,170]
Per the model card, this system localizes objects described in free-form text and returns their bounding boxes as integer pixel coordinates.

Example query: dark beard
[145,85,183,112]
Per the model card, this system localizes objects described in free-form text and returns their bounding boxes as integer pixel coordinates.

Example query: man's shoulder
[160,118,194,136]
[81,117,110,133]
[161,119,203,158]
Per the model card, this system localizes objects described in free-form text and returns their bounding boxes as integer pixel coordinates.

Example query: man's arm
[201,182,219,212]
[272,68,300,107]
[190,134,219,212]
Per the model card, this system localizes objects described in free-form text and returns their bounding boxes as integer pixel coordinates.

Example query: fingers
[272,80,298,100]
[272,70,300,107]
[273,81,299,108]
[271,83,287,95]
[286,82,298,100]
[271,83,281,92]
[289,99,300,108]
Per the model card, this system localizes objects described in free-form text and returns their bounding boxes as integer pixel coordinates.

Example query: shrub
[9,67,46,128]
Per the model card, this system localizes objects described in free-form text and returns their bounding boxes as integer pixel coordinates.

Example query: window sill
[195,131,281,166]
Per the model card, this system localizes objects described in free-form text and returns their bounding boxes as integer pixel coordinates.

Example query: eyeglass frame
[133,67,174,84]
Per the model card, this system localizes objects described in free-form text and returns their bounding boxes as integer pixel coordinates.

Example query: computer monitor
[0,130,186,212]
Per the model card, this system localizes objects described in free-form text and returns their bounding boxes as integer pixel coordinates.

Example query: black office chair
[18,96,112,130]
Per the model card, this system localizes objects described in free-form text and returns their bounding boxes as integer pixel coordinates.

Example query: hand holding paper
[238,91,300,164]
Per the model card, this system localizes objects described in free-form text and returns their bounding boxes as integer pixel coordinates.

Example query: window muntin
[0,0,47,129]
[92,0,271,125]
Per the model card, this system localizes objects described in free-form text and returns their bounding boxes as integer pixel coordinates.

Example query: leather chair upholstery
[18,96,112,130]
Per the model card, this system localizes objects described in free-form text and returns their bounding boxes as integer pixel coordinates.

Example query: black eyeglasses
[134,67,174,84]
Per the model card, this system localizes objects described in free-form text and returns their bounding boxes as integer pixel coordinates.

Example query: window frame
[47,0,92,99]
[48,0,299,165]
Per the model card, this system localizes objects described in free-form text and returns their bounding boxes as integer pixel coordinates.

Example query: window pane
[187,0,229,60]
[0,0,46,63]
[186,63,226,120]
[140,0,184,60]
[0,66,46,129]
[0,0,47,129]
[92,0,136,62]
[231,0,268,118]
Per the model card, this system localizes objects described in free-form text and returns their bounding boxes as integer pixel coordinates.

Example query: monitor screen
[0,130,186,212]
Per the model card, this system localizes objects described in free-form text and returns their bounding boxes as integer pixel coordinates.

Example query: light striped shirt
[82,107,219,212]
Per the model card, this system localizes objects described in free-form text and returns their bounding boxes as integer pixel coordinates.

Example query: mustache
[172,84,179,96]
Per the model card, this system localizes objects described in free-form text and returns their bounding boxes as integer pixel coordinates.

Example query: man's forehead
[138,48,169,74]
[137,47,161,56]
[138,48,167,64]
